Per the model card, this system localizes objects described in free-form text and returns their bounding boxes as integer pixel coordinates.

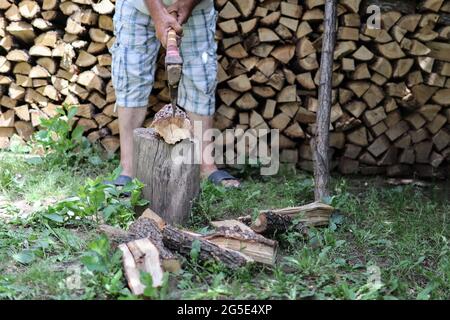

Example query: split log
[150,104,192,144]
[162,225,253,269]
[118,238,164,295]
[246,202,335,235]
[205,221,278,265]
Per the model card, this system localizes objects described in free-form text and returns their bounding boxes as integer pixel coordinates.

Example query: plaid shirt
[110,0,217,115]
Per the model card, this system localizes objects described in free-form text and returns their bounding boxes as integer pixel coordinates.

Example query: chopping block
[133,128,200,225]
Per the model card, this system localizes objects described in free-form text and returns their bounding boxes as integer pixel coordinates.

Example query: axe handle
[166,29,180,59]
[166,8,182,65]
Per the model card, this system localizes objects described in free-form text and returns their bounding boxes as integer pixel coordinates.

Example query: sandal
[103,175,133,186]
[207,170,241,189]
[103,175,133,197]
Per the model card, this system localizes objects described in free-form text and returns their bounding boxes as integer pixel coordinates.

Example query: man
[110,0,240,187]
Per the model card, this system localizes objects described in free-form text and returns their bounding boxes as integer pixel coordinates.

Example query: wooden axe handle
[166,8,182,63]
[166,28,180,58]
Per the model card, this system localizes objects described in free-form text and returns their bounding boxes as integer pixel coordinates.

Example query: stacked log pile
[213,0,450,178]
[0,0,449,177]
[0,0,123,152]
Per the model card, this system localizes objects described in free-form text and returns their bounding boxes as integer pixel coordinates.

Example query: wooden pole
[312,0,337,201]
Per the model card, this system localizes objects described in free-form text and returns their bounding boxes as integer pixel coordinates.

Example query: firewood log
[203,224,277,265]
[243,202,335,235]
[162,225,253,269]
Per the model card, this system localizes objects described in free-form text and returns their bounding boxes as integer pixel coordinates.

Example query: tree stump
[133,128,200,226]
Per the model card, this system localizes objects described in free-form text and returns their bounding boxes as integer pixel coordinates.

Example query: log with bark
[133,128,200,226]
[162,225,254,268]
[99,208,262,271]
[239,202,335,235]
[207,220,278,265]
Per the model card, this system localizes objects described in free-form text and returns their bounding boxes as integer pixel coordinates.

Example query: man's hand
[153,11,183,48]
[145,0,183,48]
[168,0,201,25]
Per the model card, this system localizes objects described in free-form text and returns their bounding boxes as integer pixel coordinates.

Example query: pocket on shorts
[110,45,124,91]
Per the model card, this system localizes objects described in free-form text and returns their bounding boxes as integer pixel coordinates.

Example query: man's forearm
[144,0,168,23]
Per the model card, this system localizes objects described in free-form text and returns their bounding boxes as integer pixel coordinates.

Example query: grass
[0,148,449,300]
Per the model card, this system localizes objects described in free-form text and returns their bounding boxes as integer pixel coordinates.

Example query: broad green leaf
[103,204,118,221]
[67,106,78,120]
[43,213,64,223]
[71,125,84,140]
[190,239,201,262]
[25,156,43,165]
[81,254,107,273]
[12,250,36,264]
[87,236,110,257]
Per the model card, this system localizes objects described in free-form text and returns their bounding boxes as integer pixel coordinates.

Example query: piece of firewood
[140,208,167,230]
[432,88,450,106]
[377,42,405,59]
[100,136,120,153]
[247,202,335,235]
[284,122,305,139]
[370,57,392,78]
[0,109,15,127]
[218,19,238,34]
[227,74,252,92]
[235,0,256,17]
[118,244,146,295]
[270,44,295,64]
[127,218,180,272]
[258,27,280,42]
[397,14,421,33]
[150,104,191,144]
[6,49,30,62]
[77,70,104,92]
[219,1,241,19]
[162,225,253,269]
[427,41,450,63]
[393,58,414,78]
[92,0,115,14]
[75,50,97,67]
[203,223,278,265]
[6,21,36,43]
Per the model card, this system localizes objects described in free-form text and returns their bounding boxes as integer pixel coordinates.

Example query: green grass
[0,151,449,300]
[0,151,116,202]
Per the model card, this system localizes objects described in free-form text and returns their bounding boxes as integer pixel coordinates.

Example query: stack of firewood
[101,202,334,295]
[213,0,450,178]
[0,0,123,152]
[0,0,449,177]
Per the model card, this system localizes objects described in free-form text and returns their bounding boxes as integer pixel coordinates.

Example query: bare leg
[118,106,147,177]
[188,112,240,188]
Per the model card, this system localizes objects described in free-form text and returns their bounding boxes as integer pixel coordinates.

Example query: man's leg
[110,0,160,181]
[188,112,240,188]
[178,7,240,187]
[118,106,147,177]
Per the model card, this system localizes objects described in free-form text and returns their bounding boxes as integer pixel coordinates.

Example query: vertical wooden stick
[312,0,337,201]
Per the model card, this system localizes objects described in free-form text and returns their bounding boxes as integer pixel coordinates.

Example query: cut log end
[150,104,192,145]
